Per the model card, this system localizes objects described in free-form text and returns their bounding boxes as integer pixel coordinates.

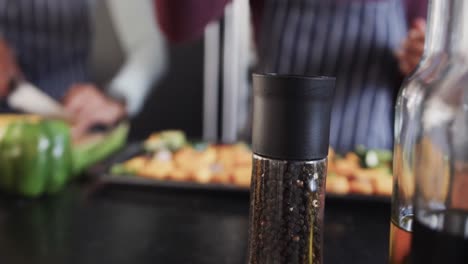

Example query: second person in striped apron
[155,0,427,153]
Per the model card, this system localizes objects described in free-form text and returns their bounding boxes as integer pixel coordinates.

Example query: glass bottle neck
[434,0,468,57]
[424,0,446,55]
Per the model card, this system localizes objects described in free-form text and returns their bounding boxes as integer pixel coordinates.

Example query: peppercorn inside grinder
[247,74,335,264]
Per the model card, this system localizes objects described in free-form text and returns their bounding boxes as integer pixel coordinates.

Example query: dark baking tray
[87,143,390,203]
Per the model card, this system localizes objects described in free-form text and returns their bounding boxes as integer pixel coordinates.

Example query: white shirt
[100,0,168,116]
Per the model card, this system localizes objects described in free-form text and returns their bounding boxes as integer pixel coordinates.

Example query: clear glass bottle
[247,74,335,264]
[411,1,468,262]
[390,1,449,263]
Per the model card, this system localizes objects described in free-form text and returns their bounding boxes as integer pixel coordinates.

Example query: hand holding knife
[2,79,73,122]
[0,39,124,138]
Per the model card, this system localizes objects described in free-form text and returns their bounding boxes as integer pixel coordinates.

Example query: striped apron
[0,0,91,101]
[258,0,407,153]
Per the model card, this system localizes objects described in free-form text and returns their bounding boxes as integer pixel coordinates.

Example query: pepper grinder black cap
[252,73,336,161]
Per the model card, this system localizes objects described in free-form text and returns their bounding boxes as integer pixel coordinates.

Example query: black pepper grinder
[248,74,335,264]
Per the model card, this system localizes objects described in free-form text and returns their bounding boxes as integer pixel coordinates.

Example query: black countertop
[0,183,390,264]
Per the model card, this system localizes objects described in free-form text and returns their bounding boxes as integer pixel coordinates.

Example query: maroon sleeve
[405,0,428,25]
[250,0,265,44]
[155,0,231,43]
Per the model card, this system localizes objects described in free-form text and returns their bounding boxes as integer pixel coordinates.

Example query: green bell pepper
[72,122,129,175]
[0,119,72,197]
[0,116,128,198]
[18,122,52,197]
[42,120,72,194]
[0,121,25,193]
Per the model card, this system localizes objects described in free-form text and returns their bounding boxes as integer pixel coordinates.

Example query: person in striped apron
[155,0,427,153]
[0,0,167,138]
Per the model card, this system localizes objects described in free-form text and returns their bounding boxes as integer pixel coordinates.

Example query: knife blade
[6,81,72,122]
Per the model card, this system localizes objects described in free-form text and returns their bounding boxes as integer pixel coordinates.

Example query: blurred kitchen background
[92,0,253,142]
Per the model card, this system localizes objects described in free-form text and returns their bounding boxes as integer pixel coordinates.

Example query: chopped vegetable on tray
[110,130,393,197]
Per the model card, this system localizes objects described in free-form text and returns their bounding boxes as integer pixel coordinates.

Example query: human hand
[396,18,426,76]
[63,84,127,139]
[0,39,20,97]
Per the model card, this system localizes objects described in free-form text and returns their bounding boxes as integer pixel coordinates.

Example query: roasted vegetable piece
[355,145,392,169]
[144,130,187,151]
